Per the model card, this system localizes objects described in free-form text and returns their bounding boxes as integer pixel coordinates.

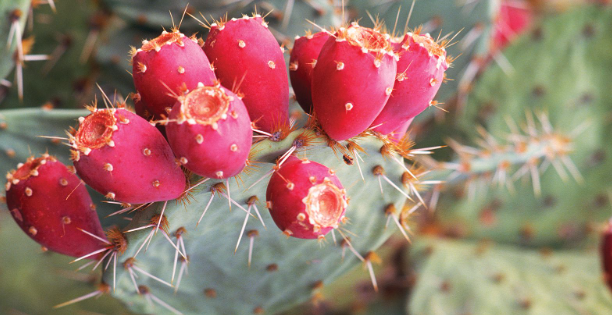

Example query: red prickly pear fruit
[389,117,414,143]
[266,156,347,239]
[311,23,398,141]
[132,30,217,119]
[492,1,533,51]
[203,15,289,133]
[289,31,332,114]
[70,107,186,203]
[5,154,106,258]
[370,33,449,135]
[602,221,612,291]
[166,85,252,179]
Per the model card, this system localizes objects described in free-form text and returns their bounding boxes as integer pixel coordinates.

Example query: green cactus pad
[102,130,408,315]
[0,211,133,314]
[434,5,612,248]
[1,0,101,109]
[409,238,612,314]
[0,0,31,81]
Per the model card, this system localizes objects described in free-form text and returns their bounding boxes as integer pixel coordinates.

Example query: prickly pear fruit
[602,221,612,291]
[389,117,413,143]
[5,154,106,258]
[311,23,397,141]
[289,31,332,113]
[69,107,186,203]
[370,33,448,135]
[493,1,533,51]
[166,84,252,179]
[266,156,347,239]
[203,15,289,133]
[132,30,217,119]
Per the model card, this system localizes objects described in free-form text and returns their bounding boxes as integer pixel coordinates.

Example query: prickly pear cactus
[409,238,612,314]
[348,0,499,104]
[1,0,104,109]
[0,107,409,314]
[101,0,339,37]
[433,4,612,247]
[0,211,132,314]
[0,0,30,82]
[103,129,406,315]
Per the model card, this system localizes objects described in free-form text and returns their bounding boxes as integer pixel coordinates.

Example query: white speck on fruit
[104,163,113,172]
[143,148,151,156]
[345,103,353,111]
[25,187,32,197]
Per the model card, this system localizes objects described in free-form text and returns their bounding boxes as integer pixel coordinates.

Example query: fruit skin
[266,156,347,239]
[5,154,106,258]
[166,85,252,179]
[492,1,533,51]
[203,15,289,133]
[602,222,612,291]
[70,108,186,204]
[289,31,332,113]
[389,117,413,143]
[370,33,448,135]
[311,24,397,141]
[132,30,217,119]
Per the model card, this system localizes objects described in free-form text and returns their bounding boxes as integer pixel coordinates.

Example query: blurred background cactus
[2,0,612,314]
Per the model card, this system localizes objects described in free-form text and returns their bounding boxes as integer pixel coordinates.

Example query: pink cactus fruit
[602,221,612,291]
[492,0,533,51]
[389,117,414,143]
[5,154,106,258]
[266,156,347,239]
[203,15,289,133]
[289,31,332,114]
[69,107,186,204]
[370,32,449,135]
[311,23,398,141]
[166,84,252,179]
[131,30,217,119]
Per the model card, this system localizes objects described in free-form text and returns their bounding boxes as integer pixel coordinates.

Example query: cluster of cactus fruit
[3,6,451,314]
